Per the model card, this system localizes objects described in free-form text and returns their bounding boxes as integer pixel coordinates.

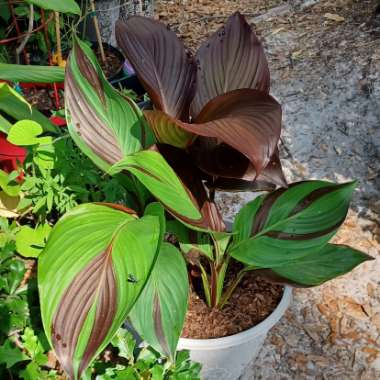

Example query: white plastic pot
[177,285,292,380]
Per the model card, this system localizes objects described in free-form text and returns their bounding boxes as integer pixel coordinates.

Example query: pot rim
[178,285,292,350]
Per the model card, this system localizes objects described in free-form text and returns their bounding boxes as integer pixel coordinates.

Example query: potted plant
[36,12,373,380]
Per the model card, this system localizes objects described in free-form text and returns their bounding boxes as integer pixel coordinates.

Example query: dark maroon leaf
[180,89,282,178]
[115,17,196,120]
[191,11,270,117]
[190,140,287,191]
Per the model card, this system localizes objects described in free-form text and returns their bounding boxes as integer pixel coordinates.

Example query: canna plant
[36,12,373,380]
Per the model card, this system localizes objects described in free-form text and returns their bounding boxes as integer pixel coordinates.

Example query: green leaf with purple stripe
[230,181,356,267]
[128,242,189,361]
[65,38,155,171]
[272,244,373,286]
[38,203,161,380]
[109,149,224,232]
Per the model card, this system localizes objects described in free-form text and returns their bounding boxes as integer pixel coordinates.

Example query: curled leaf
[182,89,282,177]
[191,142,287,191]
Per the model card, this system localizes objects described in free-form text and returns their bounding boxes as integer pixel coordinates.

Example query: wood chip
[371,313,380,332]
[338,298,368,321]
[324,13,345,22]
[367,282,376,298]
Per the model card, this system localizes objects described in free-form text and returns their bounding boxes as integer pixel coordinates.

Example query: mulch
[182,273,283,339]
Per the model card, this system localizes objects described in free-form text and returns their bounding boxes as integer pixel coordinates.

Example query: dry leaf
[0,191,20,218]
[291,50,303,59]
[371,313,380,332]
[367,282,376,298]
[324,13,345,22]
[338,298,368,320]
[270,27,285,35]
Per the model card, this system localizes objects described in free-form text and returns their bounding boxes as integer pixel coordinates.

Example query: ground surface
[156,1,380,378]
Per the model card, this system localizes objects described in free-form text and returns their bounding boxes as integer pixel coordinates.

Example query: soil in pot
[93,44,123,79]
[182,270,283,339]
[23,87,64,112]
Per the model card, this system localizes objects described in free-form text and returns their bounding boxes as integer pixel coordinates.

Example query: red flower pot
[0,132,27,173]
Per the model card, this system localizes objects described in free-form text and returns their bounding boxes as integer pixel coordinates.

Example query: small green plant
[84,328,200,380]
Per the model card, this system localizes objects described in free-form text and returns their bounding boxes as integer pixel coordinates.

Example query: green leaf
[150,364,164,379]
[15,223,51,258]
[144,110,194,148]
[0,63,64,83]
[273,244,373,286]
[211,231,231,263]
[0,83,58,134]
[34,143,55,170]
[230,181,356,267]
[66,38,155,170]
[19,361,46,380]
[111,328,136,362]
[166,220,213,261]
[129,243,189,361]
[22,327,48,365]
[0,113,12,133]
[232,194,265,244]
[7,259,26,294]
[0,340,29,368]
[0,298,29,333]
[0,170,21,197]
[7,120,51,146]
[144,202,166,245]
[25,0,80,14]
[38,203,161,380]
[0,3,10,22]
[110,150,202,223]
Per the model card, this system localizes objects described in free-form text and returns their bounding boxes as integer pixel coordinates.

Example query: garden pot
[19,82,64,112]
[90,42,125,81]
[0,132,27,173]
[177,285,292,380]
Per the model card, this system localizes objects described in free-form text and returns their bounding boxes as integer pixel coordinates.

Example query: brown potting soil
[182,272,283,339]
[24,88,64,111]
[96,47,123,79]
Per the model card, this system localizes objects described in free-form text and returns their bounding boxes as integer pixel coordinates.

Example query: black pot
[110,74,146,96]
[90,41,124,81]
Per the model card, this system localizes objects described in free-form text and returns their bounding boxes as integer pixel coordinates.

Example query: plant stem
[40,9,52,64]
[218,266,256,309]
[209,262,218,308]
[16,4,34,64]
[199,263,211,307]
[54,12,63,66]
[90,0,106,64]
[208,257,229,308]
